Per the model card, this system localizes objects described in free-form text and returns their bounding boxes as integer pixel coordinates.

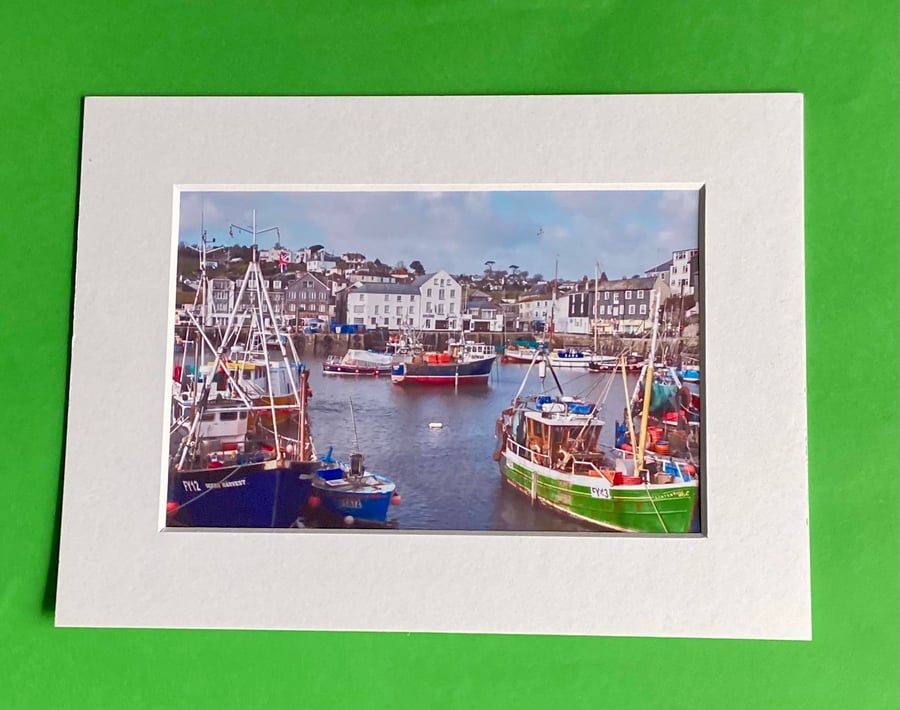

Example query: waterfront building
[595,276,670,334]
[206,277,235,327]
[644,258,673,289]
[670,248,698,296]
[463,296,503,332]
[285,272,332,323]
[342,270,462,331]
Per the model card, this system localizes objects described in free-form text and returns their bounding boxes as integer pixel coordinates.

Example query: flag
[278,251,288,274]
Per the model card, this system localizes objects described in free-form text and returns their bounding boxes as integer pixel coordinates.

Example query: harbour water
[300,357,646,532]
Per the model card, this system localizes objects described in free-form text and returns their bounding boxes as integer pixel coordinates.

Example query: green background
[1,2,897,708]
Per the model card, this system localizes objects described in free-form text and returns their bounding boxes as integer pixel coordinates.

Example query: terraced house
[285,272,332,323]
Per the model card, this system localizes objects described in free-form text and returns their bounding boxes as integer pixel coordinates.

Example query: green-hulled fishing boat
[494,290,698,533]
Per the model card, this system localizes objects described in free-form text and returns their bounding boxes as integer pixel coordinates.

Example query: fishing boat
[547,348,612,368]
[308,402,399,524]
[391,338,497,385]
[494,291,698,533]
[501,339,547,364]
[322,349,394,376]
[167,211,321,528]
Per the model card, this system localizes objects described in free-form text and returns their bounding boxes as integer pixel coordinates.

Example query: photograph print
[166,188,702,533]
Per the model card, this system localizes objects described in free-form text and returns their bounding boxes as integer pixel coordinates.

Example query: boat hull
[312,486,394,522]
[168,459,319,528]
[391,355,497,385]
[500,449,697,533]
[322,363,391,376]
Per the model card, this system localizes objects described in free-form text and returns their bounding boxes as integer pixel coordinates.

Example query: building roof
[598,276,658,291]
[287,272,330,290]
[467,299,498,312]
[351,282,420,295]
[645,259,673,273]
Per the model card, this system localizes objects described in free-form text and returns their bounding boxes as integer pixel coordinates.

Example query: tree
[484,260,495,275]
[508,264,519,276]
[409,259,426,275]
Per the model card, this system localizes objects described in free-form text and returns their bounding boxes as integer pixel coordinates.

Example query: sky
[177,190,698,281]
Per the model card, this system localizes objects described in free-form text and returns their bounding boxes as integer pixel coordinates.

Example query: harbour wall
[293,331,699,359]
[176,326,699,359]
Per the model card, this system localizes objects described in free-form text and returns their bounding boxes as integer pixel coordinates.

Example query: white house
[306,256,337,273]
[344,270,462,331]
[670,249,698,296]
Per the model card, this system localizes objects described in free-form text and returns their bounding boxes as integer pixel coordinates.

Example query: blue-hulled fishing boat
[167,211,320,528]
[308,402,399,524]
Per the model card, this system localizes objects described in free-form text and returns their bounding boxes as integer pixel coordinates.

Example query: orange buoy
[654,441,671,455]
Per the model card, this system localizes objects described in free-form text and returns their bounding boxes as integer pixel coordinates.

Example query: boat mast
[549,248,558,336]
[593,261,599,354]
[635,289,661,476]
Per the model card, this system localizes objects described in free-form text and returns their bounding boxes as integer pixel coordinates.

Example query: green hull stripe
[503,460,697,534]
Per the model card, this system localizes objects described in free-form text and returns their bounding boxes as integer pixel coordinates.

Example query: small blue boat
[310,448,398,524]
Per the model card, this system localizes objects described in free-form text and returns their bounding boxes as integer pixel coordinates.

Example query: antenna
[349,398,360,454]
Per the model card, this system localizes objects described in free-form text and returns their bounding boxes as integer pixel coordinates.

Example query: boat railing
[505,437,552,466]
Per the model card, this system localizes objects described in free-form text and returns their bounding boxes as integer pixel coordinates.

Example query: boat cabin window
[242,370,251,379]
[239,411,248,420]
[201,412,216,422]
[219,411,238,421]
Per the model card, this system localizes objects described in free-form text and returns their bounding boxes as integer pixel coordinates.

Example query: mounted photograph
[166,188,702,533]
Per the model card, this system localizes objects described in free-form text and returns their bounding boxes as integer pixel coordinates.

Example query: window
[438,289,445,300]
[639,304,647,315]
[370,317,376,325]
[604,292,609,300]
[450,289,455,298]
[384,305,390,314]
[425,320,432,329]
[357,293,364,301]
[437,304,444,315]
[628,304,636,315]
[299,303,306,311]
[220,411,238,421]
[384,317,389,325]
[396,318,401,325]
[397,295,402,301]
[352,305,364,314]
[410,295,416,301]
[449,303,455,313]
[599,305,605,315]
[273,281,281,289]
[683,265,689,273]
[426,302,432,313]
[613,294,620,304]
[408,306,414,314]
[374,305,380,315]
[385,293,390,300]
[440,278,445,286]
[637,290,644,298]
[625,290,632,300]
[426,288,432,297]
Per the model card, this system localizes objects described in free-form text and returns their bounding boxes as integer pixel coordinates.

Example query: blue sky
[178,190,698,281]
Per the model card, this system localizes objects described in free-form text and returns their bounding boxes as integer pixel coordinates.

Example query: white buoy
[343,515,355,526]
[428,422,443,430]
